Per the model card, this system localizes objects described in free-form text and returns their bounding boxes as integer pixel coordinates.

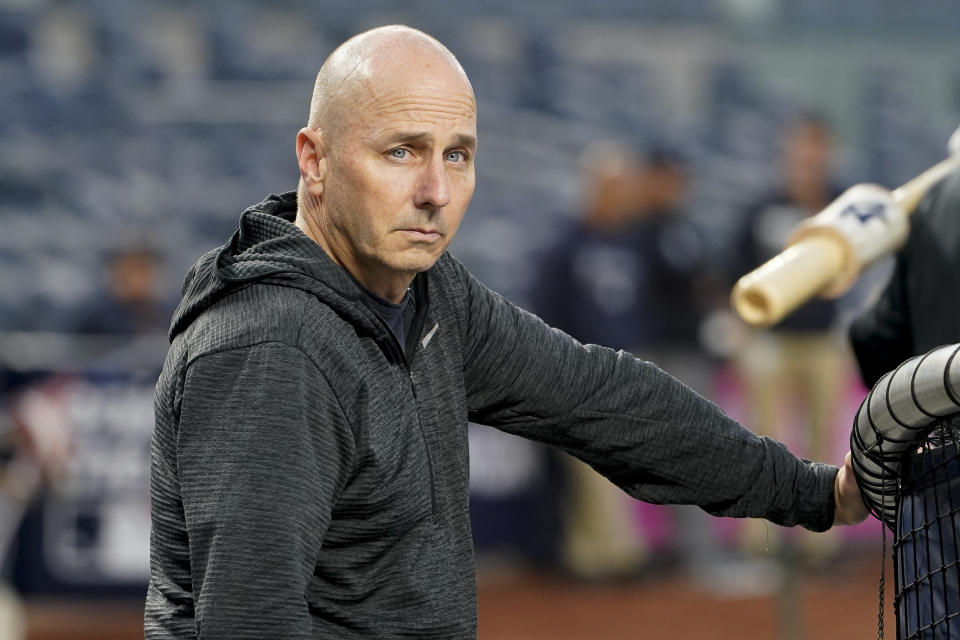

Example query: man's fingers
[834,451,870,526]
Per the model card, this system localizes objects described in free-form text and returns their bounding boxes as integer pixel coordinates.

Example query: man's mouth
[398,228,443,242]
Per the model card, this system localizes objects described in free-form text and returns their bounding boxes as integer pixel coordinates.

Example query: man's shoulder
[431,251,467,281]
[180,282,331,363]
[428,252,472,301]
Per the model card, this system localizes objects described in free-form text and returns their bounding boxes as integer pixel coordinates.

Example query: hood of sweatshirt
[169,192,402,342]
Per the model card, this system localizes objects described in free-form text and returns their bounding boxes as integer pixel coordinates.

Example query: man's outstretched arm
[449,256,859,531]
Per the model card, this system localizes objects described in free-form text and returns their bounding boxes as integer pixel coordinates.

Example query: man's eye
[446,151,465,162]
[389,148,408,159]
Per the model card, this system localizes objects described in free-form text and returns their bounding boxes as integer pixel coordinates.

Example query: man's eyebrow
[382,131,477,149]
[452,133,477,150]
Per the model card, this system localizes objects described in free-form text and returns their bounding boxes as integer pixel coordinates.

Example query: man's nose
[414,156,451,210]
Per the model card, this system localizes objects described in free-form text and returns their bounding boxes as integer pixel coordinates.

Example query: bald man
[146,26,866,639]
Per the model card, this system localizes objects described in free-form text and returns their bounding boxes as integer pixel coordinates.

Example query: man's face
[785,121,831,183]
[318,62,477,283]
[110,252,158,304]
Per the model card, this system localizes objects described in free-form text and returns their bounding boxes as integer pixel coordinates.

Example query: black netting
[894,419,960,639]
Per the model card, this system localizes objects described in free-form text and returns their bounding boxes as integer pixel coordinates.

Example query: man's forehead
[362,85,475,117]
[352,73,477,132]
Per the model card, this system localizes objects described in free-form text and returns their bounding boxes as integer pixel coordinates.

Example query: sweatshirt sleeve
[176,341,354,639]
[455,262,836,532]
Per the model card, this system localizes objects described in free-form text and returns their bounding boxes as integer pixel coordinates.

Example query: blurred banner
[468,425,563,565]
[1,334,164,597]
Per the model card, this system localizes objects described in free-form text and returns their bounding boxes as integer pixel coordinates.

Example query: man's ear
[296,128,327,196]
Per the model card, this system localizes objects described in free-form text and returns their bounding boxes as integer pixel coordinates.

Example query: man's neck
[786,177,829,212]
[354,270,413,304]
[295,208,413,303]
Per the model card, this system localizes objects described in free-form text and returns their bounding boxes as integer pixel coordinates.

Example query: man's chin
[390,247,445,273]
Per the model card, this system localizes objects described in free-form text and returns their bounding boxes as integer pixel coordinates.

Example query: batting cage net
[894,418,960,639]
[849,344,960,640]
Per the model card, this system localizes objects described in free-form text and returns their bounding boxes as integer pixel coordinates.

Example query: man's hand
[833,452,870,526]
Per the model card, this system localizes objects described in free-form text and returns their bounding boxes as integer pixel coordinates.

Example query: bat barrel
[732,182,912,327]
[731,236,845,327]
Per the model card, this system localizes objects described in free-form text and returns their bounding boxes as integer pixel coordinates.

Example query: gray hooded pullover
[146,192,838,639]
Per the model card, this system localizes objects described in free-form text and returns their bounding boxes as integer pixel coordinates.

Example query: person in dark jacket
[530,141,716,580]
[850,165,960,386]
[145,25,868,639]
[529,141,660,580]
[75,245,170,335]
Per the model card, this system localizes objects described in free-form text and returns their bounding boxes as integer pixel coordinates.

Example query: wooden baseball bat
[732,152,960,328]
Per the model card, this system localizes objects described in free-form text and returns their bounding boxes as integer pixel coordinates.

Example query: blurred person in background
[530,141,654,581]
[630,146,731,586]
[729,113,852,565]
[531,143,714,371]
[630,144,718,393]
[74,245,170,335]
[531,141,654,356]
[0,383,72,640]
[530,141,719,581]
[146,25,867,639]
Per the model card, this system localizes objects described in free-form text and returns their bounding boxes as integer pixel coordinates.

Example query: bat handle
[731,235,846,327]
[891,154,960,214]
